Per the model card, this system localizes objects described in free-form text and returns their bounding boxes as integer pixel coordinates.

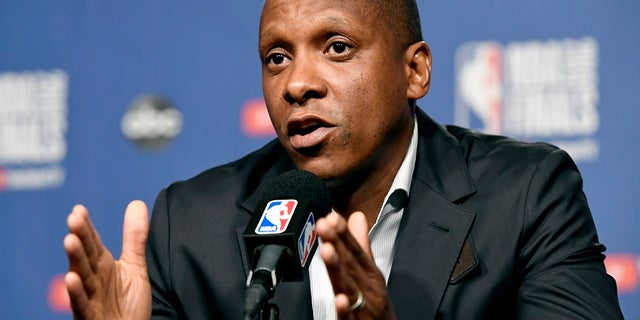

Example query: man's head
[259,0,431,188]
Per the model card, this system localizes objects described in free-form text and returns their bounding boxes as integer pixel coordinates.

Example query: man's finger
[64,233,98,296]
[323,213,373,269]
[318,214,370,297]
[67,205,101,273]
[120,200,149,269]
[346,211,372,259]
[78,204,106,257]
[65,271,95,319]
[334,293,352,317]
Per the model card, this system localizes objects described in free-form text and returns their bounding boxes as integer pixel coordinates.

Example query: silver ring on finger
[348,290,366,312]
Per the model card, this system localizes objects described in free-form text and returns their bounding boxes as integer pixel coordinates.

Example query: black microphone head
[244,169,332,282]
[262,170,332,217]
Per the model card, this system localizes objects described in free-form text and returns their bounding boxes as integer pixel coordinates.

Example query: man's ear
[405,41,432,100]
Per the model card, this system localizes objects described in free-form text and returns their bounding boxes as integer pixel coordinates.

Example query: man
[64,0,624,319]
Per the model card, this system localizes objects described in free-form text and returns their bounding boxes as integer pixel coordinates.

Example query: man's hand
[316,212,396,320]
[63,201,151,320]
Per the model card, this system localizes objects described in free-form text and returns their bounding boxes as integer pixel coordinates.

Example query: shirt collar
[375,116,418,223]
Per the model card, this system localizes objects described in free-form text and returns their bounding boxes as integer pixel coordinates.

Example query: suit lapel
[387,110,477,319]
[388,181,476,318]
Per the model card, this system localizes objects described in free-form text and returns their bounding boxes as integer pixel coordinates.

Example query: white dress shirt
[309,118,418,320]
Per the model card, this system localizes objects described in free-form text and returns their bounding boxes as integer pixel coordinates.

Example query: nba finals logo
[455,38,600,163]
[255,200,298,234]
[298,213,316,266]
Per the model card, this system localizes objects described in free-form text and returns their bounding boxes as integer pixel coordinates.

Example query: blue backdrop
[0,1,638,318]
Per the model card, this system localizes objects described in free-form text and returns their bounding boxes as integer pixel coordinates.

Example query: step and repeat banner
[1,1,638,318]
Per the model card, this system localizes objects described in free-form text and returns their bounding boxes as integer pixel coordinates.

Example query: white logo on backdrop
[0,70,68,191]
[121,95,183,151]
[455,38,599,162]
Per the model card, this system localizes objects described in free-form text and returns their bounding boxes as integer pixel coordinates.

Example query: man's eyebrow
[317,15,369,37]
[259,14,366,50]
[258,25,282,53]
[261,14,358,36]
[321,15,349,27]
[259,24,278,41]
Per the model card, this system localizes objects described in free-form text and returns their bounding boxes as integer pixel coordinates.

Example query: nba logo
[255,199,298,234]
[298,213,316,266]
[455,41,504,135]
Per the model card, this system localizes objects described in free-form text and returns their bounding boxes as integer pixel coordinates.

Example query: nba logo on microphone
[298,213,316,266]
[255,200,298,234]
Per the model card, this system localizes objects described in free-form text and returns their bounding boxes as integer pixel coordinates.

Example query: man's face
[259,0,415,185]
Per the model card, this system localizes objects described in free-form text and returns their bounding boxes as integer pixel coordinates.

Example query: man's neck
[331,166,399,229]
[330,119,415,229]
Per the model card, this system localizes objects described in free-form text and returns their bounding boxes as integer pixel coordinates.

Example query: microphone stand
[262,298,280,320]
[244,245,287,320]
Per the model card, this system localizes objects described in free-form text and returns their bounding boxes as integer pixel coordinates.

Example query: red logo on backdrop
[48,274,71,313]
[0,168,7,191]
[604,253,639,293]
[241,99,275,137]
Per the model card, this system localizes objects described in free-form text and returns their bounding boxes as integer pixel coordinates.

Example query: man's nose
[283,53,327,105]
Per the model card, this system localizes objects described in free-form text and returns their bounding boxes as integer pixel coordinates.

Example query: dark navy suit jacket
[147,109,622,319]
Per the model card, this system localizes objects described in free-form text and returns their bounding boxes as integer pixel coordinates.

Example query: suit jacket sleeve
[515,148,622,319]
[147,187,181,319]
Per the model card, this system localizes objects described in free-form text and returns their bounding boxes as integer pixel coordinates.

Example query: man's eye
[329,42,351,55]
[266,53,287,65]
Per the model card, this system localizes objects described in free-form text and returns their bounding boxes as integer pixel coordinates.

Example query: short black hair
[371,0,423,47]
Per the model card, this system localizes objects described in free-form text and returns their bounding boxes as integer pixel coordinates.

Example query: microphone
[242,170,332,319]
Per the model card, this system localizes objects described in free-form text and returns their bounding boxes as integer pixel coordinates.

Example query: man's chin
[294,164,351,188]
[291,160,336,181]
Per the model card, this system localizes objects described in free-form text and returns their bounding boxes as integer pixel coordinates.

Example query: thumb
[120,200,149,268]
[347,211,372,258]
